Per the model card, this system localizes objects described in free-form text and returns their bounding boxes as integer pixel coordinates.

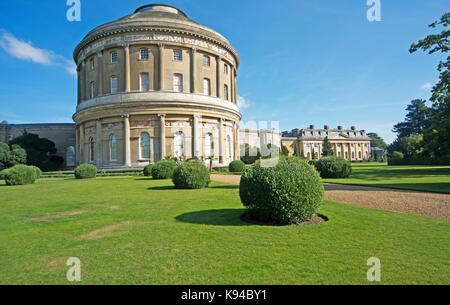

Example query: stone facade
[282,125,371,161]
[73,4,241,169]
[0,123,76,167]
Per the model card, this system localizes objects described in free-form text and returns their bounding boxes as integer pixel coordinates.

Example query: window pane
[140,73,149,91]
[111,52,118,63]
[173,74,183,92]
[205,133,213,158]
[140,133,151,159]
[140,49,149,60]
[203,79,210,95]
[173,50,182,61]
[174,132,185,158]
[203,56,210,66]
[110,135,117,161]
[90,82,95,98]
[90,138,95,162]
[224,85,228,100]
[111,77,118,94]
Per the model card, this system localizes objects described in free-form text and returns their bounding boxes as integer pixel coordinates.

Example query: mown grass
[323,163,450,193]
[0,176,448,285]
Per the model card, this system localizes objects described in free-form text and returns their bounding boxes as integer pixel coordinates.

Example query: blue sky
[0,0,448,143]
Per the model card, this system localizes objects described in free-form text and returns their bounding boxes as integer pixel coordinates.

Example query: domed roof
[74,4,238,65]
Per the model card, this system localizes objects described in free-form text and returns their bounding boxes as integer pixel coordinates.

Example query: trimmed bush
[172,161,211,189]
[74,164,97,179]
[1,164,38,185]
[240,157,324,224]
[151,160,178,179]
[229,160,245,173]
[29,166,42,179]
[314,156,352,178]
[143,164,153,177]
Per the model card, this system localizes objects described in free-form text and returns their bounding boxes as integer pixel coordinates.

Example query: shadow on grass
[147,186,175,191]
[136,178,154,181]
[175,209,251,226]
[209,185,239,190]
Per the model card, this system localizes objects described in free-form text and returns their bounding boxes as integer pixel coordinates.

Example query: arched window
[359,152,362,159]
[89,138,95,163]
[203,78,210,96]
[140,73,149,91]
[204,133,213,158]
[111,76,118,94]
[66,146,75,167]
[109,134,117,161]
[173,132,185,158]
[140,132,151,160]
[352,152,355,160]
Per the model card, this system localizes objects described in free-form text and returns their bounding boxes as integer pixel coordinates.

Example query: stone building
[73,4,241,169]
[282,125,371,161]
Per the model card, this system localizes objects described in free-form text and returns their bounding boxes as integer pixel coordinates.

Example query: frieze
[102,123,122,131]
[165,121,191,128]
[130,121,159,129]
[84,127,96,135]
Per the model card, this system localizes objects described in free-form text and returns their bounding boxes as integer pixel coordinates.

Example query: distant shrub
[143,164,153,177]
[1,164,38,185]
[314,156,352,178]
[172,161,211,189]
[240,157,324,224]
[391,151,404,160]
[74,164,97,179]
[229,160,245,173]
[152,160,178,179]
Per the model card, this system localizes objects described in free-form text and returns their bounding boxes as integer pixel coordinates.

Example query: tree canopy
[393,99,431,138]
[367,133,387,150]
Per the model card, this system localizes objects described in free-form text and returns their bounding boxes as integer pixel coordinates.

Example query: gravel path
[210,174,450,221]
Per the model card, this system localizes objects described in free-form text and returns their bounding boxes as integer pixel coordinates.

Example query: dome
[74,4,238,66]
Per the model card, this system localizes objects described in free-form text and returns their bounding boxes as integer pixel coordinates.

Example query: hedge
[0,164,39,185]
[74,164,97,179]
[172,161,211,189]
[239,157,324,224]
[152,160,178,179]
[388,157,450,166]
[229,160,245,173]
[314,156,352,178]
[143,164,153,177]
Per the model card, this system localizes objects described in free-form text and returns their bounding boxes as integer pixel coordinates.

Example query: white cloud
[0,32,76,76]
[237,95,251,109]
[421,82,433,91]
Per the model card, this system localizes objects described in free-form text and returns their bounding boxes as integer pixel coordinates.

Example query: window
[111,51,118,63]
[109,134,118,161]
[224,85,229,100]
[90,82,95,99]
[173,74,183,92]
[89,138,95,163]
[226,136,232,160]
[140,49,149,60]
[140,132,151,160]
[140,73,149,91]
[224,64,228,74]
[173,132,185,158]
[90,58,95,70]
[203,55,210,67]
[173,50,182,61]
[204,133,213,158]
[359,152,362,159]
[66,146,75,167]
[203,78,210,96]
[352,152,355,159]
[111,76,118,94]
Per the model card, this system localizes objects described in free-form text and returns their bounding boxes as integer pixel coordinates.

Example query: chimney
[351,126,356,131]
[324,125,329,130]
[310,125,315,130]
[338,126,343,131]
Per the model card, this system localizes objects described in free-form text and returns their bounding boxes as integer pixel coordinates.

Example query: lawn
[0,176,448,285]
[323,163,450,193]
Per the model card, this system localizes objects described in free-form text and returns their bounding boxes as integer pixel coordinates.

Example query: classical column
[219,118,225,164]
[158,43,165,91]
[158,114,166,160]
[123,114,131,167]
[230,66,234,104]
[97,51,103,95]
[193,114,201,158]
[77,65,81,103]
[190,48,197,93]
[81,61,86,101]
[216,56,222,98]
[95,119,102,167]
[233,69,238,103]
[233,121,239,160]
[124,45,131,92]
[79,124,84,164]
[75,126,80,165]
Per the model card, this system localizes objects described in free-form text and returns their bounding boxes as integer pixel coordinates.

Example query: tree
[9,131,63,171]
[0,142,10,168]
[322,137,334,157]
[393,99,431,138]
[281,145,290,157]
[240,144,261,165]
[388,135,424,159]
[410,12,450,157]
[0,142,27,169]
[367,133,387,150]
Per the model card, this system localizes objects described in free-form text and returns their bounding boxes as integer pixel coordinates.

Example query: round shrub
[392,151,404,160]
[229,160,245,173]
[315,156,352,178]
[172,161,211,189]
[74,164,97,179]
[29,166,42,179]
[1,164,38,186]
[151,160,178,179]
[143,164,153,177]
[240,157,324,224]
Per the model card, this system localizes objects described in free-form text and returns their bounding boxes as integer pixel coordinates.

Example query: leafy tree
[322,137,334,157]
[392,151,404,160]
[281,145,289,157]
[388,135,424,159]
[367,133,388,150]
[0,142,27,169]
[240,144,261,165]
[9,131,63,171]
[393,99,431,138]
[0,142,10,168]
[410,12,450,157]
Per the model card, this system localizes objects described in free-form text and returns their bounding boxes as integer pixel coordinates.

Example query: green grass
[0,177,448,285]
[323,163,450,193]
